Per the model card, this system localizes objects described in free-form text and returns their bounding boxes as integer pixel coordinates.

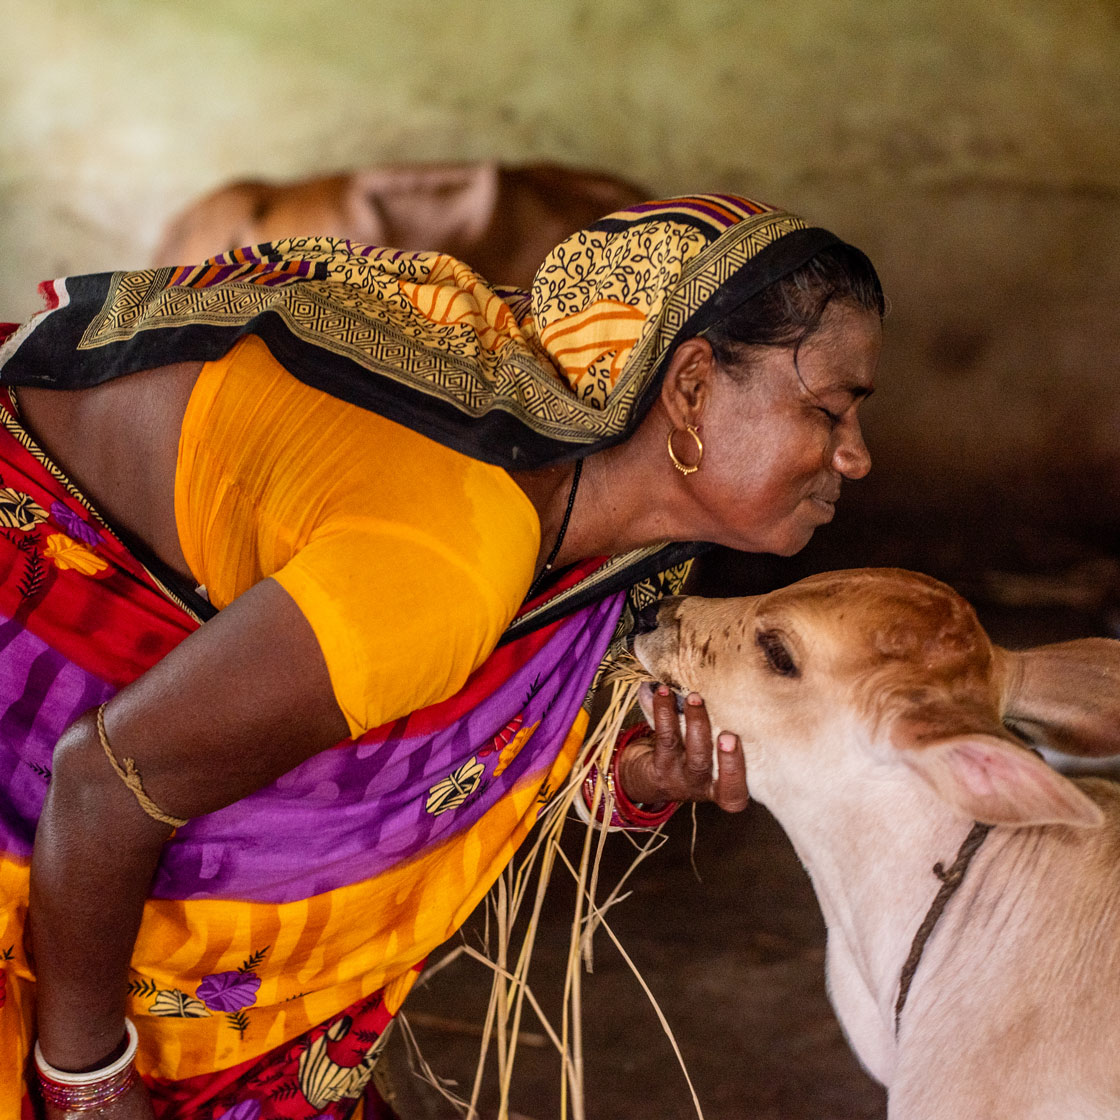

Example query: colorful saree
[0,388,651,1114]
[0,194,862,1115]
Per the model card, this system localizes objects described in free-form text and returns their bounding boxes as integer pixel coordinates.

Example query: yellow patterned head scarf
[528,194,826,411]
[0,194,847,469]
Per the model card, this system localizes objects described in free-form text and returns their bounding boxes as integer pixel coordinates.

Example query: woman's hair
[704,242,885,373]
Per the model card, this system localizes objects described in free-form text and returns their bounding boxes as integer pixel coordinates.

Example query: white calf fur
[634,568,1120,1119]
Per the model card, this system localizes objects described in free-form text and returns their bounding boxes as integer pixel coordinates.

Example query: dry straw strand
[413,669,705,1120]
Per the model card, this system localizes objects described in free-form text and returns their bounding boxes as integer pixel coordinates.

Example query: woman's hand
[43,1077,154,1120]
[617,685,749,811]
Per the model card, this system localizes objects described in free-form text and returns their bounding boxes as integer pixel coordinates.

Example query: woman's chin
[775,505,835,555]
[704,503,833,557]
[725,523,816,558]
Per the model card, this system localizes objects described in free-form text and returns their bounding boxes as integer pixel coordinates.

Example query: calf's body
[634,568,1120,1118]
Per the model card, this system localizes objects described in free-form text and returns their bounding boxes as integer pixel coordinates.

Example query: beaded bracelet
[35,1019,138,1111]
[582,723,680,831]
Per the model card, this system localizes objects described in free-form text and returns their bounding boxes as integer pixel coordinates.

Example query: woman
[0,194,883,1117]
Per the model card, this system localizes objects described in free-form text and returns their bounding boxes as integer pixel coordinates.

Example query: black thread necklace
[526,459,583,601]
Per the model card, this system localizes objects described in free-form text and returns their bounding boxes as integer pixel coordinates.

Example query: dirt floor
[377,589,1114,1120]
[385,801,888,1120]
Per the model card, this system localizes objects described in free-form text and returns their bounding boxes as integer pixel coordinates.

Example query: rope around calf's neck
[894,820,993,1035]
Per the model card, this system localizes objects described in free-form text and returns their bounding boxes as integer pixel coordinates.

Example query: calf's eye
[756,629,798,677]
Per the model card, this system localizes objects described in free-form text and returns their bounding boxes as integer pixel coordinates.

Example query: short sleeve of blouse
[272,516,534,738]
[176,333,541,739]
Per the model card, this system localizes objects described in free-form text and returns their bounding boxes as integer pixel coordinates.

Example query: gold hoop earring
[668,425,703,475]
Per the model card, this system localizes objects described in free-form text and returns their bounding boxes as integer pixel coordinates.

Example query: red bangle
[582,723,679,831]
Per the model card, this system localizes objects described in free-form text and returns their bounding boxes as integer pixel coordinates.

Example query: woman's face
[687,301,882,556]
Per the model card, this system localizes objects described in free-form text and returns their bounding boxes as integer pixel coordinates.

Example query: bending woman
[0,194,883,1118]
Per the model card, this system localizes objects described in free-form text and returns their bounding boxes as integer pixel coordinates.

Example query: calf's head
[634,568,1114,828]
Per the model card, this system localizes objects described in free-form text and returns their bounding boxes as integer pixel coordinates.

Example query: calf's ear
[996,639,1120,758]
[901,732,1104,829]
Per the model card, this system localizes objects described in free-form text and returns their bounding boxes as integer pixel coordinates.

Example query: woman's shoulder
[187,334,545,735]
[185,332,542,590]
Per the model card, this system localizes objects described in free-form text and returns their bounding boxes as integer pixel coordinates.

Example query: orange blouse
[174,334,540,737]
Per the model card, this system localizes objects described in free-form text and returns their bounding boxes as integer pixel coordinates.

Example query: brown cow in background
[152,161,649,290]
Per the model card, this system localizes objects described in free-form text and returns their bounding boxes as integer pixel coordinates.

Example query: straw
[404,662,706,1120]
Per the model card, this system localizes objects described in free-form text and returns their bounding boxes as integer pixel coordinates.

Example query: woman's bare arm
[30,577,349,1075]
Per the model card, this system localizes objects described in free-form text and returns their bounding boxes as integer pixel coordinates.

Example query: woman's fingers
[649,686,720,797]
[682,693,714,785]
[639,684,749,808]
[713,732,750,812]
[650,685,681,761]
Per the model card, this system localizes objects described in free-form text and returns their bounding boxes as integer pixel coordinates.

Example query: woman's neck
[509,430,685,574]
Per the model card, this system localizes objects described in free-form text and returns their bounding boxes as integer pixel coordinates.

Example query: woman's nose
[833,418,871,480]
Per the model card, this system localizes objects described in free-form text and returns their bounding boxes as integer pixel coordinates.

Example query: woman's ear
[660,338,719,428]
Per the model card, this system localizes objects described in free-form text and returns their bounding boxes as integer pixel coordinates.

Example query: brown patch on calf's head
[870,585,983,670]
[758,570,1001,740]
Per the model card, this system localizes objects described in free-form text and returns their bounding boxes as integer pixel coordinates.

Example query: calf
[633,568,1120,1119]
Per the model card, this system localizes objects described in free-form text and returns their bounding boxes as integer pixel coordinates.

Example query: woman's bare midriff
[15,362,203,583]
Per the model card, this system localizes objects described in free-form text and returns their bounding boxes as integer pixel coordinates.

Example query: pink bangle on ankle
[582,723,680,831]
[35,1019,138,1111]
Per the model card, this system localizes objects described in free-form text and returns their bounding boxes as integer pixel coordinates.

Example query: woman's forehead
[795,308,881,389]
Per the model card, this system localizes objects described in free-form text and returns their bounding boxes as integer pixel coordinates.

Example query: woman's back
[16,358,199,581]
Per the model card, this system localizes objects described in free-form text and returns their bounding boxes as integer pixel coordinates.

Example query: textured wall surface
[3,0,1119,558]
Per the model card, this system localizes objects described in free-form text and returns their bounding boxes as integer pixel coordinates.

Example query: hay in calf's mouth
[601,649,657,689]
[401,668,707,1120]
[606,649,688,713]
